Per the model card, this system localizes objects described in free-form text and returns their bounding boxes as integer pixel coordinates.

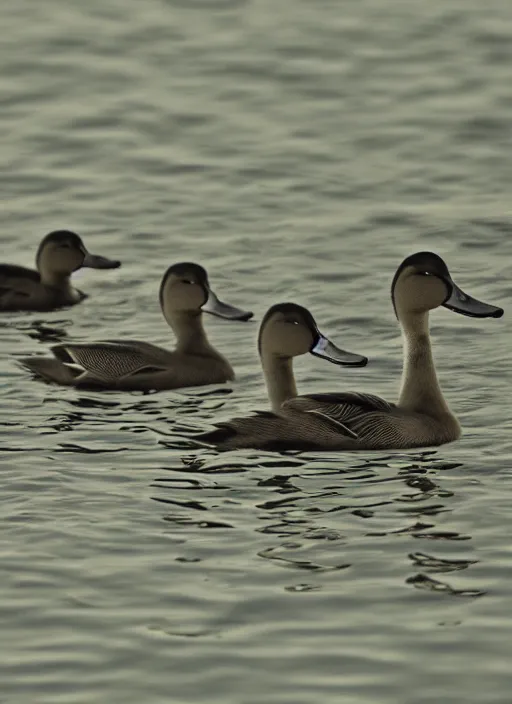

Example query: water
[1,0,512,702]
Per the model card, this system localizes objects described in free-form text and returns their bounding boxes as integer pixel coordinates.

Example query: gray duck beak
[311,334,368,367]
[202,289,253,321]
[443,279,503,319]
[82,252,121,270]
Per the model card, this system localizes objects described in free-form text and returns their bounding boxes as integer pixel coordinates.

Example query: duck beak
[82,252,121,270]
[443,279,503,319]
[311,334,368,367]
[202,289,253,321]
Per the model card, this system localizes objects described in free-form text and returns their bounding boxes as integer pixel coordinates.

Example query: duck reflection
[17,319,71,343]
[42,394,122,434]
[406,572,485,598]
[149,446,484,599]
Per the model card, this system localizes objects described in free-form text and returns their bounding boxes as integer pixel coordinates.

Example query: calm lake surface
[1,1,512,702]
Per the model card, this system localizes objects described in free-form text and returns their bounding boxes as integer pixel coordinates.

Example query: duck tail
[19,356,79,386]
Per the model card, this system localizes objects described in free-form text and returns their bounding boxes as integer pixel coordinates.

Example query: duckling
[21,262,253,391]
[197,253,503,452]
[0,230,121,312]
[195,302,368,451]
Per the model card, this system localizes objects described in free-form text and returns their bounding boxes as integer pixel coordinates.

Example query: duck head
[36,230,121,281]
[391,252,503,320]
[159,262,253,323]
[258,302,368,367]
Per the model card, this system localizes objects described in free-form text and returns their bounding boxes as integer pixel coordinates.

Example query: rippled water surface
[1,1,512,702]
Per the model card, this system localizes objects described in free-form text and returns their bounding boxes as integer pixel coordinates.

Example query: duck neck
[398,311,451,416]
[261,353,298,413]
[39,269,73,291]
[170,312,217,356]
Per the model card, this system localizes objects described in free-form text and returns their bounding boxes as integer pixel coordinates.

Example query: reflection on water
[409,551,478,573]
[406,573,485,598]
[1,319,70,344]
[149,448,482,604]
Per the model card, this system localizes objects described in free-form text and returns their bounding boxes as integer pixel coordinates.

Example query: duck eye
[181,279,195,285]
[418,271,432,277]
[60,242,71,249]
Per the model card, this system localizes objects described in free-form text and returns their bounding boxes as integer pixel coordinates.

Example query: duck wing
[0,265,43,310]
[50,341,172,383]
[282,392,397,441]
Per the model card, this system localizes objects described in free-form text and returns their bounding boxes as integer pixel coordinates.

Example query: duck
[195,301,368,451]
[0,230,121,312]
[196,252,503,452]
[20,262,253,391]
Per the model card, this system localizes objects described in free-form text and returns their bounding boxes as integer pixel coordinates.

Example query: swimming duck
[21,262,253,391]
[195,301,368,451]
[196,253,503,452]
[0,230,121,312]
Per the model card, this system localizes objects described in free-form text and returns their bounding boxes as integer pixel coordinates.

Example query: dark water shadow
[406,573,485,598]
[34,387,234,448]
[6,318,72,344]
[406,552,484,597]
[148,447,486,599]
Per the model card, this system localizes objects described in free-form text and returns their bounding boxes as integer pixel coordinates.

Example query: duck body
[0,263,85,312]
[0,230,120,312]
[196,302,370,450]
[29,339,235,391]
[203,391,459,452]
[197,253,502,452]
[21,262,252,392]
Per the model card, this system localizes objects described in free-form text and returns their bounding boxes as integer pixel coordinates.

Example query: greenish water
[1,1,511,702]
